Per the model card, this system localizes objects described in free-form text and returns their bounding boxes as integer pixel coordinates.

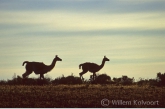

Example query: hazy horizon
[0,0,165,81]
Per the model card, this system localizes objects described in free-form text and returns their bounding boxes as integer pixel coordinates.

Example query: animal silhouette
[22,55,62,79]
[79,56,109,80]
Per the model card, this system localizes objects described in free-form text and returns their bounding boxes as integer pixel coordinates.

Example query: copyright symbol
[101,98,110,107]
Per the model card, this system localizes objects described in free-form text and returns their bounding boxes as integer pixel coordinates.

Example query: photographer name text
[101,99,159,106]
[111,100,159,106]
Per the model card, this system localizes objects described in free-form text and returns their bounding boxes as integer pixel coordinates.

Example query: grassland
[0,84,164,108]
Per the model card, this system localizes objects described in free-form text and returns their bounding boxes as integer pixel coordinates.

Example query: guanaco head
[103,56,110,61]
[55,55,62,61]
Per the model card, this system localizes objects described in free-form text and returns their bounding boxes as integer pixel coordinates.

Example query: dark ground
[0,84,164,108]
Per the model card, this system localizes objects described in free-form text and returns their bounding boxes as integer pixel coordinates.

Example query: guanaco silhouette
[79,56,110,80]
[22,55,62,79]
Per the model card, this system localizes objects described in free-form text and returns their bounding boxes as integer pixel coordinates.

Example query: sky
[0,0,165,81]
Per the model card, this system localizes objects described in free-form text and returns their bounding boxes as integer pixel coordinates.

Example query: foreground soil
[0,84,164,108]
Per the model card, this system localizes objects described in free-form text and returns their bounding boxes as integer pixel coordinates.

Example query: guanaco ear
[104,56,106,58]
[55,55,58,57]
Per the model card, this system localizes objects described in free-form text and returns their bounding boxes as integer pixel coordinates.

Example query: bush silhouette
[1,72,165,86]
[52,75,82,85]
[92,74,111,84]
[3,75,51,85]
[157,72,165,86]
[113,76,134,85]
[0,80,7,85]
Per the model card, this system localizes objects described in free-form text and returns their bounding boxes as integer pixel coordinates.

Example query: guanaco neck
[99,59,106,70]
[47,58,57,72]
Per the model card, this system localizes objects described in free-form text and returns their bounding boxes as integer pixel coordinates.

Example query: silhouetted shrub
[137,78,148,86]
[1,75,51,85]
[148,79,158,86]
[113,77,122,84]
[21,77,51,85]
[157,72,165,86]
[0,80,7,85]
[92,74,111,84]
[1,72,165,86]
[113,76,134,85]
[52,75,82,85]
[137,78,159,86]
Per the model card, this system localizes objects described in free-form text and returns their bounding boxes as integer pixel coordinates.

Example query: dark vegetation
[0,72,165,108]
[0,72,165,86]
[1,84,165,108]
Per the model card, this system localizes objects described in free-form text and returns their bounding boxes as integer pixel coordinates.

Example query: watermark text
[101,99,159,107]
